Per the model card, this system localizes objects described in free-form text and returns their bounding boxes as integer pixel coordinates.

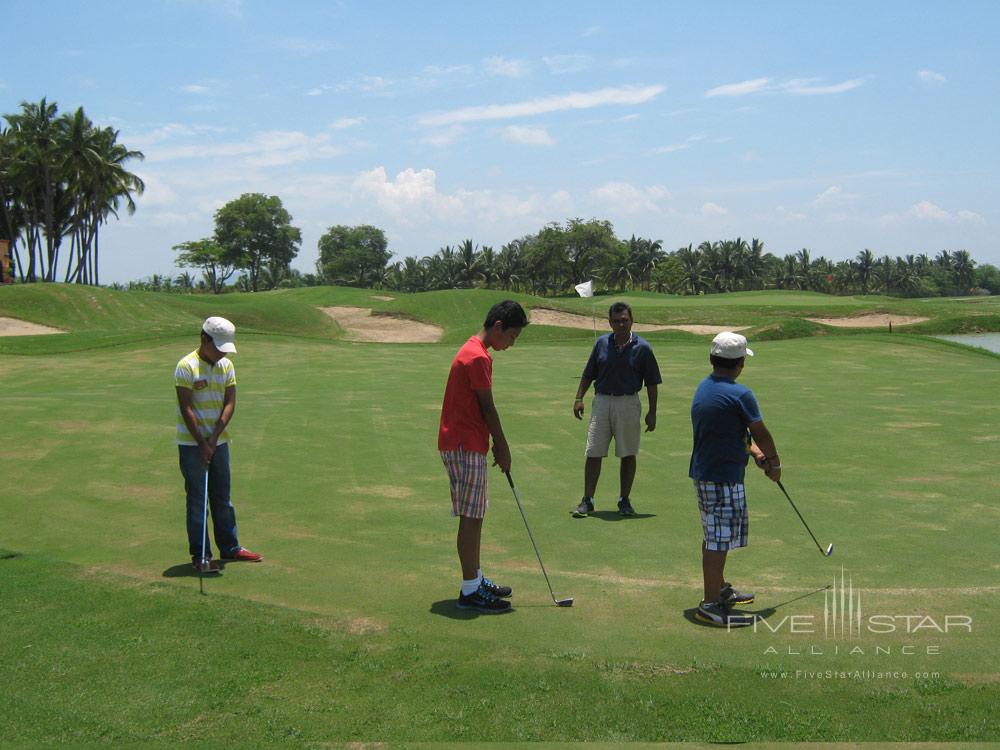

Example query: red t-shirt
[438,336,493,454]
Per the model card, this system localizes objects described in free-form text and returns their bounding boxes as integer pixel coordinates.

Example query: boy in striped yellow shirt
[175,317,262,572]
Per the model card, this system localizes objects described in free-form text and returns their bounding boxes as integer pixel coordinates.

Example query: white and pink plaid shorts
[441,449,489,519]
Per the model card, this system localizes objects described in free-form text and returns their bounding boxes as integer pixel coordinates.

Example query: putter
[198,467,220,592]
[503,471,574,607]
[777,480,834,557]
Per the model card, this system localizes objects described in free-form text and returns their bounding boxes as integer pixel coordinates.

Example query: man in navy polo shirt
[572,301,661,517]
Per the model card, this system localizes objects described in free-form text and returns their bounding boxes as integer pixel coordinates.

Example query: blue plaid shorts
[695,480,748,551]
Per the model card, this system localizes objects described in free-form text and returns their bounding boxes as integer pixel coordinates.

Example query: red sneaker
[222,547,263,562]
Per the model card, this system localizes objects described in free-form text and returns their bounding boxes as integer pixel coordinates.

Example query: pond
[936,333,1000,355]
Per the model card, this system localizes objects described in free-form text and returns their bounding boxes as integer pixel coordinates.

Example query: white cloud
[542,54,593,74]
[127,123,232,148]
[143,129,347,166]
[910,200,950,220]
[784,77,864,95]
[178,84,213,95]
[589,182,671,216]
[484,56,530,78]
[352,167,463,223]
[418,84,665,127]
[502,125,555,146]
[879,200,984,226]
[774,205,807,222]
[331,117,366,130]
[420,125,466,147]
[701,202,728,216]
[271,37,338,56]
[705,78,771,97]
[705,76,863,97]
[956,209,985,224]
[917,69,947,85]
[651,143,689,155]
[811,185,861,207]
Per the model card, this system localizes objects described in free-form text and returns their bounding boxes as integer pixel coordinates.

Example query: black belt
[596,391,638,396]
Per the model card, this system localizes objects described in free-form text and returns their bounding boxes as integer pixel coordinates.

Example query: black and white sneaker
[572,497,594,517]
[617,497,636,516]
[481,577,512,598]
[695,600,756,628]
[456,583,512,614]
[720,582,754,606]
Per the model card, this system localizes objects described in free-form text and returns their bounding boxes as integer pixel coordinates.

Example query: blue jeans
[179,442,240,559]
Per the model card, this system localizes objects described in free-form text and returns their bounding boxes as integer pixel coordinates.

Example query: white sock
[477,568,485,581]
[461,576,481,596]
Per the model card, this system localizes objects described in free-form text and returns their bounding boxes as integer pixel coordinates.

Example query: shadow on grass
[162,562,227,578]
[680,585,831,628]
[576,510,657,522]
[429,599,518,620]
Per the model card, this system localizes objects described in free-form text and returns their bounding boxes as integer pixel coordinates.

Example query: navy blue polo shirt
[582,333,662,396]
[688,374,763,483]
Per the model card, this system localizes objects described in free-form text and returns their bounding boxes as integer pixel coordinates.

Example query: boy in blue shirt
[689,332,781,627]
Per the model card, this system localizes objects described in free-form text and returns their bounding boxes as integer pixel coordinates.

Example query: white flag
[574,280,594,298]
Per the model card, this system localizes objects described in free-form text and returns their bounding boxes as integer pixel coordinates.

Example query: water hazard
[936,333,1000,355]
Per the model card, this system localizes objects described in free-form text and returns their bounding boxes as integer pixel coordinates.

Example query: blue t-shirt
[689,374,763,483]
[582,333,662,396]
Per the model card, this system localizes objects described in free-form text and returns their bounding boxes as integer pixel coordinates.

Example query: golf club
[197,468,221,591]
[503,471,573,607]
[777,480,834,557]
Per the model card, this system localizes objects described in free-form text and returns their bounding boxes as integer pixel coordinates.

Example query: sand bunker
[529,308,747,335]
[806,314,928,328]
[321,306,442,343]
[0,316,65,336]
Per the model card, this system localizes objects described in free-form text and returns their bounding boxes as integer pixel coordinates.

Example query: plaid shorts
[695,480,748,551]
[441,449,488,519]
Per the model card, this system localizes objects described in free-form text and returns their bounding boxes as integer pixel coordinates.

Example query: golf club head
[556,598,574,607]
[824,543,834,557]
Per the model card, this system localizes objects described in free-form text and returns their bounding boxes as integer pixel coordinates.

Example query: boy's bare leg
[702,543,727,603]
[619,455,636,499]
[457,516,483,580]
[584,456,602,497]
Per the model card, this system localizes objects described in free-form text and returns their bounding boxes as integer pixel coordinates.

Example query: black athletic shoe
[720,582,754,606]
[456,584,512,614]
[617,497,636,516]
[572,497,595,517]
[695,600,756,628]
[481,577,512,598]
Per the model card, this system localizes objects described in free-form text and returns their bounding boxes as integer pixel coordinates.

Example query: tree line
[138,210,999,298]
[0,99,145,284]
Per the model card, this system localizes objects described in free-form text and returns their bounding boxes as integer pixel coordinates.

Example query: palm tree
[454,239,482,288]
[626,235,664,291]
[952,250,976,292]
[674,243,705,295]
[853,249,876,294]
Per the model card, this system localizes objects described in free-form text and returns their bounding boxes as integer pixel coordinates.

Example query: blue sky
[3,0,998,282]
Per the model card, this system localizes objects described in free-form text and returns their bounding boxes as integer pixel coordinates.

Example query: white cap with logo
[202,316,237,353]
[711,331,753,359]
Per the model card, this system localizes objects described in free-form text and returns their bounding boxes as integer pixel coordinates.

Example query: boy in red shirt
[439,300,528,613]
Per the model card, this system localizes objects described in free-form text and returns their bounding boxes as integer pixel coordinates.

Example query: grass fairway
[1,287,999,745]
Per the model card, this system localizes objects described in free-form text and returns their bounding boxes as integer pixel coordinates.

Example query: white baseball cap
[202,316,237,353]
[711,331,753,359]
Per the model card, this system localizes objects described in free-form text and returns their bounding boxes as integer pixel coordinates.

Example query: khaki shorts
[585,393,642,458]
